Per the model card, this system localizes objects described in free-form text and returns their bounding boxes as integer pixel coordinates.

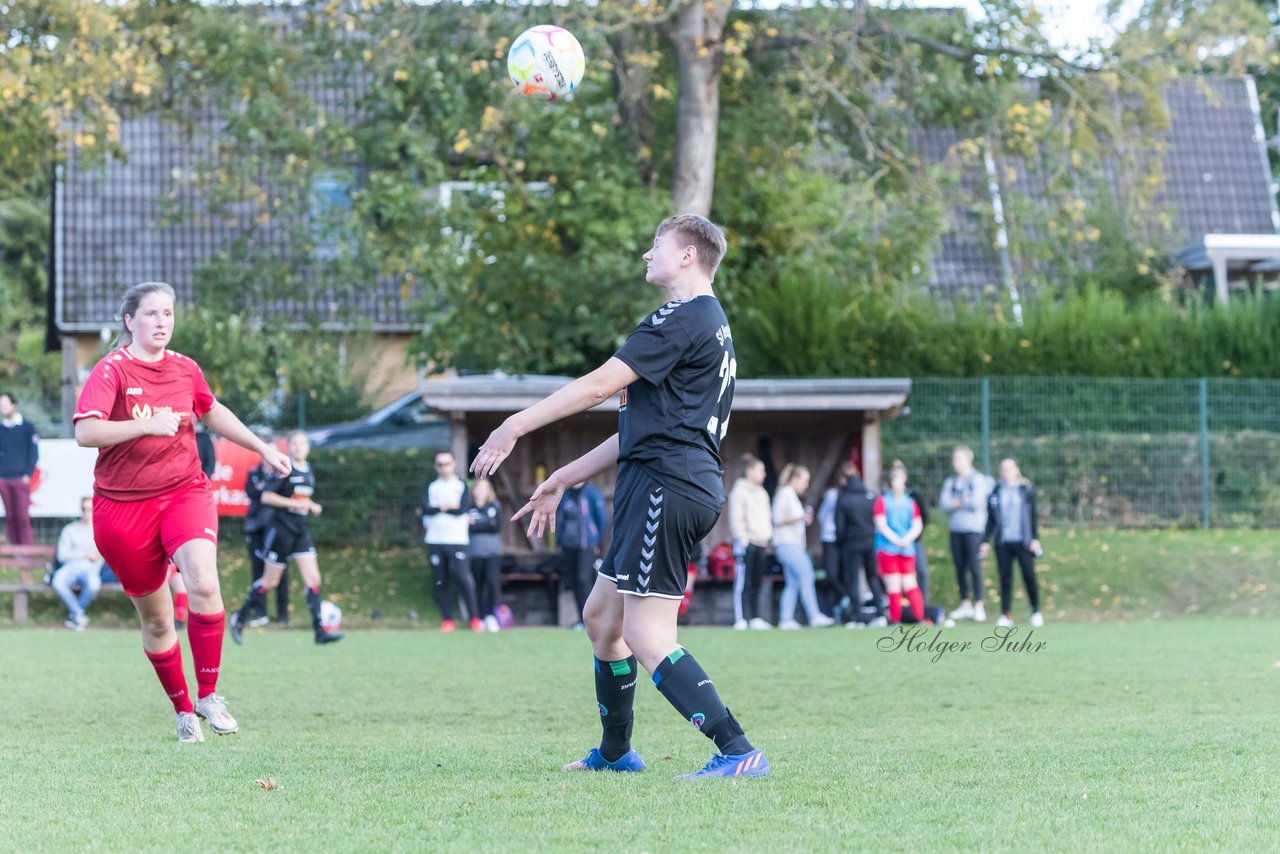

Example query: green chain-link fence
[882,377,1280,529]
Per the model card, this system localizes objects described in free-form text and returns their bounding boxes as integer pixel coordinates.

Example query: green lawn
[2,619,1278,852]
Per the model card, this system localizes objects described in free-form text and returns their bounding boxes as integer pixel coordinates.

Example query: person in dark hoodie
[980,458,1043,628]
[834,462,886,627]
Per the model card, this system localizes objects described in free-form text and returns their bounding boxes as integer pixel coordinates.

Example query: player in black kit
[230,430,343,645]
[472,214,768,779]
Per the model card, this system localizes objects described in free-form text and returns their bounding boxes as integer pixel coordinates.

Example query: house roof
[55,75,1276,328]
[919,76,1279,299]
[419,374,912,414]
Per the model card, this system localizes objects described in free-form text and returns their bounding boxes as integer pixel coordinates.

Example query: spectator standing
[817,473,845,618]
[557,479,608,630]
[772,464,835,629]
[727,454,773,630]
[0,391,38,545]
[835,462,884,627]
[939,445,993,622]
[52,496,104,630]
[422,451,480,632]
[907,482,932,609]
[468,477,505,632]
[981,458,1044,628]
[874,462,926,625]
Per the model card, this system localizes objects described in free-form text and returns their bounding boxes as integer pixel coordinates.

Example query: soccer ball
[507,25,586,101]
[320,600,342,633]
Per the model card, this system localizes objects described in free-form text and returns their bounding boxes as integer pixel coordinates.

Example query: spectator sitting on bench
[52,496,104,631]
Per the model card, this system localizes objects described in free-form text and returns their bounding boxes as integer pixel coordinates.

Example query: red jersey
[73,348,217,501]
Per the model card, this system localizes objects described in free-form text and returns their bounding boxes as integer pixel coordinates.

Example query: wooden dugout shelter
[420,375,912,556]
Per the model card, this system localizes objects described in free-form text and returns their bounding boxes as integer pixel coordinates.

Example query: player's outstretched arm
[202,403,291,475]
[513,434,620,539]
[471,359,638,477]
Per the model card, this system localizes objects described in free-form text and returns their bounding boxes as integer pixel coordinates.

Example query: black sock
[594,656,638,762]
[239,579,266,620]
[306,586,323,633]
[652,648,753,756]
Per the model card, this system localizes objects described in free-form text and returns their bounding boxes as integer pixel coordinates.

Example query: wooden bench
[0,544,56,622]
[0,544,129,622]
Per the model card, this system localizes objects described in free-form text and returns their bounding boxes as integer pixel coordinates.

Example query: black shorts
[260,525,315,567]
[598,465,719,600]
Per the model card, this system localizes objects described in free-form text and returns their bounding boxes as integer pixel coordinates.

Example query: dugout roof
[418,375,911,415]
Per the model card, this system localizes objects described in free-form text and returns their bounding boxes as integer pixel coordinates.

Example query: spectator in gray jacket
[981,458,1044,628]
[939,446,994,622]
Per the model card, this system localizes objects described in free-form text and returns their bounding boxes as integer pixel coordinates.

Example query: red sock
[173,591,189,623]
[906,586,925,623]
[145,642,193,714]
[187,611,225,700]
[887,590,902,623]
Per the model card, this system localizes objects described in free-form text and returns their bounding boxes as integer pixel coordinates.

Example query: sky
[911,0,1144,52]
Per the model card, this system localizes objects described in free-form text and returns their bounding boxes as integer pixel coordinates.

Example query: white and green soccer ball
[320,600,342,633]
[507,25,586,101]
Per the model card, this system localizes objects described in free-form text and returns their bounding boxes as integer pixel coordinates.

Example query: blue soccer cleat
[676,749,770,780]
[562,747,647,773]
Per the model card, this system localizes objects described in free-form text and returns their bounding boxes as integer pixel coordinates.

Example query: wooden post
[862,413,882,492]
[450,412,469,468]
[14,590,29,622]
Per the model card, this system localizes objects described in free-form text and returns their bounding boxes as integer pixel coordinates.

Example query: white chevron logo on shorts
[644,534,656,547]
[646,521,658,533]
[648,507,661,519]
[651,493,664,505]
[641,548,655,561]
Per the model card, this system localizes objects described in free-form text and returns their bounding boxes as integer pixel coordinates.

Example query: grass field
[3,618,1279,852]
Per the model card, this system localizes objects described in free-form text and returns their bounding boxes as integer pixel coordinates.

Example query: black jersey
[243,463,275,534]
[612,295,736,511]
[264,462,315,534]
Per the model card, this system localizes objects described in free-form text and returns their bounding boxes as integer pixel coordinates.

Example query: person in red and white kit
[873,461,926,625]
[73,282,291,743]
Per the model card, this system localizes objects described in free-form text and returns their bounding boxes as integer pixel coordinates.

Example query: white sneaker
[483,615,501,633]
[176,711,205,743]
[194,693,239,735]
[810,614,836,628]
[846,621,866,629]
[1030,612,1045,627]
[748,618,773,631]
[733,619,749,631]
[951,602,974,620]
[247,615,271,628]
[65,614,88,631]
[996,614,1013,628]
[778,620,801,631]
[868,616,889,628]
[973,602,987,623]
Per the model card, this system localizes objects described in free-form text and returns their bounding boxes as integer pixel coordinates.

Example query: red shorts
[93,477,218,598]
[877,551,916,576]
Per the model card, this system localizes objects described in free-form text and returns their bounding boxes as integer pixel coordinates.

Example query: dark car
[307,392,450,452]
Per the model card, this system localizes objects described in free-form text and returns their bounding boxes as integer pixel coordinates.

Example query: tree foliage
[3,0,1279,416]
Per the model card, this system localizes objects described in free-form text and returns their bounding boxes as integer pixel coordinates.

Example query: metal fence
[882,377,1280,529]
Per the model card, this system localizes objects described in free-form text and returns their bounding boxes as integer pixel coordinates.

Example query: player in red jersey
[73,282,291,743]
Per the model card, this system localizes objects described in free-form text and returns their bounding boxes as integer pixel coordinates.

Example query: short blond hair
[656,214,728,277]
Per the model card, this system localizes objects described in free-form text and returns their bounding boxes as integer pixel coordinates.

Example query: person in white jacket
[727,454,773,629]
[771,464,835,629]
[422,451,480,632]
